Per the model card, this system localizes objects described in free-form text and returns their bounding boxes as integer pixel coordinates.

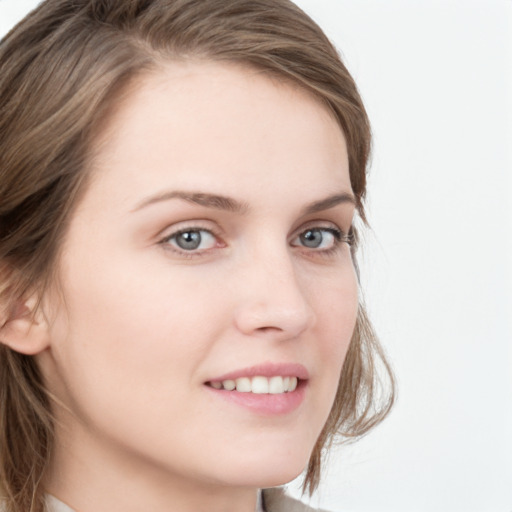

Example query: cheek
[313,261,358,346]
[308,264,359,403]
[43,266,233,464]
[50,253,250,416]
[327,286,358,361]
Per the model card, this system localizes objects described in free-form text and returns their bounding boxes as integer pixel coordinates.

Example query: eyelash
[290,227,353,257]
[159,226,224,258]
[159,224,353,259]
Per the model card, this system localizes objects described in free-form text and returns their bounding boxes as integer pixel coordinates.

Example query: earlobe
[0,296,51,355]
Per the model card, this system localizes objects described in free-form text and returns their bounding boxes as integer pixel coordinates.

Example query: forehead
[85,60,350,208]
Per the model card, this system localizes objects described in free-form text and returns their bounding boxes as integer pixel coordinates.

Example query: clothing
[46,495,75,512]
[46,488,329,512]
[262,488,330,512]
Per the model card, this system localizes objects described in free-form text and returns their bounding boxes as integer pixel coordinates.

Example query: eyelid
[289,220,354,256]
[157,221,226,257]
[290,220,349,241]
[157,219,222,240]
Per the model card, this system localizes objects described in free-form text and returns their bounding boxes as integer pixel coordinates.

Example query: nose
[233,249,316,341]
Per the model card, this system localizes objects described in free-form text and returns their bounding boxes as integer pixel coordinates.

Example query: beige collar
[47,489,267,512]
[262,488,329,512]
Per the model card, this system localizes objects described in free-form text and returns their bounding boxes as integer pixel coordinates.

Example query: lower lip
[204,380,307,415]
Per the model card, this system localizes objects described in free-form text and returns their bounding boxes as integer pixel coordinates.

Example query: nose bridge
[233,239,315,338]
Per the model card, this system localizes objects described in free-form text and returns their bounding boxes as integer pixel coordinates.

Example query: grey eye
[169,230,216,251]
[300,229,324,248]
[291,227,341,250]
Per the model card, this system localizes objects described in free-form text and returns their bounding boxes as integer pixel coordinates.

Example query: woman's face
[39,62,358,493]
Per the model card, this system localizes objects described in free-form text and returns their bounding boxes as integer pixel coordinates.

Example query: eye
[163,229,217,252]
[291,227,347,251]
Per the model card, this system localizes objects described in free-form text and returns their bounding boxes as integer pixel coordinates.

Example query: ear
[0,295,51,355]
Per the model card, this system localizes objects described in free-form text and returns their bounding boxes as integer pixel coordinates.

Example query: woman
[0,1,394,511]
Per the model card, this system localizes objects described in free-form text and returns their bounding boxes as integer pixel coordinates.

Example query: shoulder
[262,488,333,512]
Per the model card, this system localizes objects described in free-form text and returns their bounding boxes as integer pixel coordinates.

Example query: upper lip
[207,362,310,382]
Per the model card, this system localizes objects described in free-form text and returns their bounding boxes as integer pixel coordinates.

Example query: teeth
[209,376,300,394]
[269,376,283,394]
[223,379,236,391]
[251,376,269,394]
[235,377,251,392]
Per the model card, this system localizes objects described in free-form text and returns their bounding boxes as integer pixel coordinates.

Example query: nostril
[255,326,283,333]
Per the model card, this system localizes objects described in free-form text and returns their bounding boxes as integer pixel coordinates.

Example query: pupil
[301,229,322,248]
[176,231,201,250]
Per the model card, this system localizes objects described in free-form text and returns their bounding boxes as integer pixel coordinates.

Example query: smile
[204,363,309,414]
[207,376,299,394]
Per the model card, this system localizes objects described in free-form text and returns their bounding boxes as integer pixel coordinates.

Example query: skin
[34,61,359,512]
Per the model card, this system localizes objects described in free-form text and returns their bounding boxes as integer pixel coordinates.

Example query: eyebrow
[131,191,249,214]
[301,192,357,215]
[131,190,356,215]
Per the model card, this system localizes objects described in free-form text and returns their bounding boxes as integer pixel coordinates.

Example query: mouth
[206,375,300,394]
[204,363,308,415]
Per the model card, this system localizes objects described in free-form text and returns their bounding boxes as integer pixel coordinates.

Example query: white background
[1,1,511,511]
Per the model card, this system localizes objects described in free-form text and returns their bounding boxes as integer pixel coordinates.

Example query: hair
[0,1,395,510]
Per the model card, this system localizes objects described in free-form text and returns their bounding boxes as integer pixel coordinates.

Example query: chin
[222,467,305,490]
[215,445,311,489]
[254,467,306,489]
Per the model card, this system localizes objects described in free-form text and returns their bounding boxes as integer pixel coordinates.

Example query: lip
[204,362,309,416]
[207,362,310,382]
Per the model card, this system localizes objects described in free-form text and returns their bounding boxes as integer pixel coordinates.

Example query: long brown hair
[0,1,395,510]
